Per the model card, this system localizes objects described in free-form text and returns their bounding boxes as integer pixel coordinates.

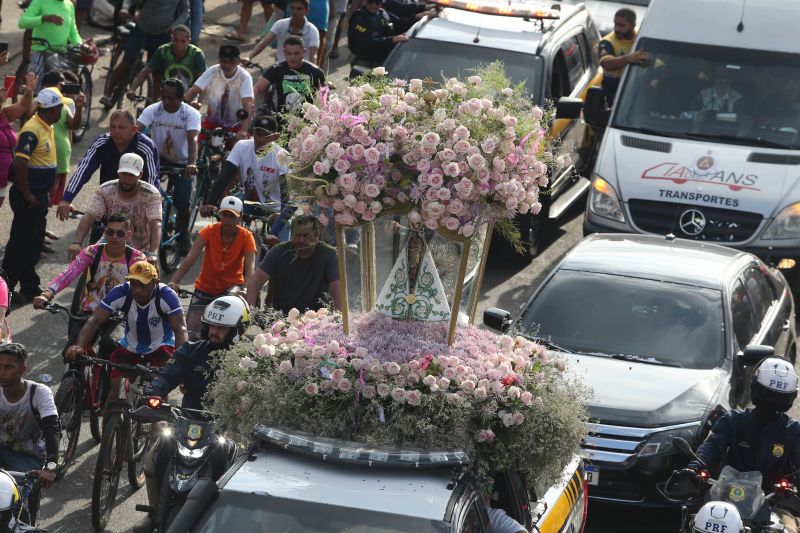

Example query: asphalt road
[0,2,780,532]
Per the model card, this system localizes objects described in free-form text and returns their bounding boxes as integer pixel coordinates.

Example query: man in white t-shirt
[202,115,291,242]
[138,78,203,254]
[0,343,60,488]
[245,0,320,64]
[184,45,254,138]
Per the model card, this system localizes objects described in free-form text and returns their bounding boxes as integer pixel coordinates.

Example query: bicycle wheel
[89,366,111,443]
[159,199,181,273]
[53,375,83,479]
[127,417,149,488]
[118,60,151,115]
[69,272,87,316]
[103,39,124,109]
[91,412,126,531]
[73,67,93,143]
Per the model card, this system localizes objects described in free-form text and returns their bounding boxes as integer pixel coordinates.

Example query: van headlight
[762,202,800,240]
[637,423,700,457]
[589,176,625,223]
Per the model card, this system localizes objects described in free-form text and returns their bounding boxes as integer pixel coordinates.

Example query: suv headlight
[637,422,700,457]
[762,202,800,240]
[589,176,625,223]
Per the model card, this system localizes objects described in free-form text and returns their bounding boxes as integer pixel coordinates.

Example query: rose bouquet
[284,63,555,242]
[208,308,588,491]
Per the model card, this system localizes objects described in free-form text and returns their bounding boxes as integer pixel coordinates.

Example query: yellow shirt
[15,114,57,191]
[598,31,636,80]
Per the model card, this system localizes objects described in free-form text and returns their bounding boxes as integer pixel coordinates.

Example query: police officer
[138,295,249,525]
[680,355,800,532]
[347,0,415,77]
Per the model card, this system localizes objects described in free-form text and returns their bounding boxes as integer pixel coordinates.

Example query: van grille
[628,199,762,242]
[620,135,672,153]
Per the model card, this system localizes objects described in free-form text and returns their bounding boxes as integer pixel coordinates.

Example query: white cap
[118,153,144,175]
[219,196,243,217]
[36,88,63,109]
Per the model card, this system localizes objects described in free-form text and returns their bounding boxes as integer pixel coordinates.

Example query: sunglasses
[103,228,127,238]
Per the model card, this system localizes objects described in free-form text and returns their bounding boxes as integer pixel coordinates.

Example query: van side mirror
[483,308,512,332]
[583,86,609,129]
[555,97,583,120]
[167,478,218,532]
[740,345,775,367]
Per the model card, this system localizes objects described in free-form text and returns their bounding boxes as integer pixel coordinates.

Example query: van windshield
[385,39,542,99]
[612,38,800,149]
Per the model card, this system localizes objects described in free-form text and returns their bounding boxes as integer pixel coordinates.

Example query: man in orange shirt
[168,196,256,339]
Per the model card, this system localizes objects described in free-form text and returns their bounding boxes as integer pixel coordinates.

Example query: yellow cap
[125,261,159,284]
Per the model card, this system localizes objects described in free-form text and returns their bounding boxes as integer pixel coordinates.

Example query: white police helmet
[692,501,744,533]
[752,356,799,412]
[202,295,250,345]
[0,471,19,512]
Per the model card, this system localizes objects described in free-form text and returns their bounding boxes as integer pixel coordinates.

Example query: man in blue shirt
[56,109,160,221]
[66,261,187,406]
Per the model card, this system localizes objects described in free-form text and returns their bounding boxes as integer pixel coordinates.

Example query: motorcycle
[658,437,800,532]
[132,398,237,532]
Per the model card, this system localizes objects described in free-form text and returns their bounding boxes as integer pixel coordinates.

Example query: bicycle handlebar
[43,302,84,322]
[78,355,158,381]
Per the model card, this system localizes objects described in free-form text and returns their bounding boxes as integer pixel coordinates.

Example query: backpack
[28,381,39,423]
[119,284,171,323]
[86,244,136,292]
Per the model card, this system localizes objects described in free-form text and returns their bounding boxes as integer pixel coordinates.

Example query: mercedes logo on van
[679,209,706,236]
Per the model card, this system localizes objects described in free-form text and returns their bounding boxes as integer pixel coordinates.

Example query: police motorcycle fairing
[658,438,800,532]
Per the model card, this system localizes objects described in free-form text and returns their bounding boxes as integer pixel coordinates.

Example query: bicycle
[42,303,120,478]
[176,287,245,341]
[89,355,159,531]
[14,37,96,142]
[102,21,150,114]
[158,166,189,274]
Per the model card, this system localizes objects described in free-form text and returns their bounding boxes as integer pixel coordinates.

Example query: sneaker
[99,94,114,110]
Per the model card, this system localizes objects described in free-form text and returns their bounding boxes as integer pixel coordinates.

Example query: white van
[556,0,649,36]
[581,0,800,280]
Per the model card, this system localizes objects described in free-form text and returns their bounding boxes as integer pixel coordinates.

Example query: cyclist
[68,153,162,263]
[99,0,190,108]
[245,0,320,66]
[137,78,202,255]
[0,343,59,489]
[201,114,291,242]
[168,196,256,339]
[65,261,187,409]
[255,36,325,117]
[126,24,207,103]
[184,45,254,138]
[141,295,247,516]
[19,0,82,90]
[57,110,160,221]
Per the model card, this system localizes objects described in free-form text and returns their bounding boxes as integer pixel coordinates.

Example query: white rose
[372,66,388,76]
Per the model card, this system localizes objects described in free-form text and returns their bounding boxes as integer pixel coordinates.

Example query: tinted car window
[742,266,776,323]
[731,279,758,350]
[520,270,725,368]
[561,35,587,91]
[459,501,484,533]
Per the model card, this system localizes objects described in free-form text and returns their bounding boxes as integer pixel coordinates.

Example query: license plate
[585,465,599,486]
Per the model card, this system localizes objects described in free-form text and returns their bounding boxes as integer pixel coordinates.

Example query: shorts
[109,345,173,379]
[199,118,241,144]
[123,26,170,64]
[76,0,94,11]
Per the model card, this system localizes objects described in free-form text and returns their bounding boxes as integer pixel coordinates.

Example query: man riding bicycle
[65,261,187,412]
[0,343,59,490]
[168,196,256,339]
[126,24,207,104]
[140,295,247,518]
[57,110,160,221]
[136,78,202,254]
[68,154,162,263]
[202,114,291,243]
[184,45,254,138]
[19,0,83,91]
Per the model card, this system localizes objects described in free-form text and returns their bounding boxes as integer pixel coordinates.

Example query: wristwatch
[44,461,57,472]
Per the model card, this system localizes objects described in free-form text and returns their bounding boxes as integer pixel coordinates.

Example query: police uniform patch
[773,444,785,458]
[355,24,367,32]
[187,424,203,439]
[728,485,746,502]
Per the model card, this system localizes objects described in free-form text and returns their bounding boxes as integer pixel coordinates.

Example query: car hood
[602,129,799,216]
[564,353,726,426]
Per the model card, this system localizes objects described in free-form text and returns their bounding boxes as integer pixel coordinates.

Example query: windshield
[385,39,542,99]
[612,38,800,149]
[195,492,450,533]
[519,270,725,369]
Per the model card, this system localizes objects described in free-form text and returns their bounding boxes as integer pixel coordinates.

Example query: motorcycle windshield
[708,466,766,521]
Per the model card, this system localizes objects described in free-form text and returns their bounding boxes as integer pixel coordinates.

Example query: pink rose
[453,125,470,140]
[304,383,319,395]
[332,199,345,212]
[339,174,357,191]
[443,162,460,177]
[408,211,422,224]
[454,140,470,153]
[351,144,365,160]
[334,158,350,173]
[364,147,381,165]
[405,390,422,406]
[444,217,460,231]
[337,378,352,392]
[448,199,465,216]
[325,142,343,159]
[473,387,488,401]
[436,188,451,201]
[416,158,431,172]
[335,212,355,225]
[427,202,445,218]
[364,183,381,198]
[354,201,367,214]
[429,172,444,188]
[422,132,440,146]
[456,178,474,198]
[391,387,406,403]
[278,360,293,374]
[362,385,376,399]
[377,383,390,397]
[343,194,357,208]
[439,148,456,162]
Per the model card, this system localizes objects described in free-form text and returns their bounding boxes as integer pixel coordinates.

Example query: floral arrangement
[283,63,558,242]
[208,309,588,490]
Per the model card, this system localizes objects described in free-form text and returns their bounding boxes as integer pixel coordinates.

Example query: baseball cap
[251,114,279,133]
[219,196,243,217]
[36,88,63,109]
[118,153,144,175]
[219,45,241,59]
[125,261,159,284]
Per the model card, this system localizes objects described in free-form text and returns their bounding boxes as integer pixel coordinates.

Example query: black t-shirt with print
[263,60,326,115]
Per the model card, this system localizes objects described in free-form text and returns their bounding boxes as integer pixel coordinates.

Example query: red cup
[2,75,15,98]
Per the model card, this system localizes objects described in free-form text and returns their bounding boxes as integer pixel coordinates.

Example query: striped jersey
[100,282,183,354]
